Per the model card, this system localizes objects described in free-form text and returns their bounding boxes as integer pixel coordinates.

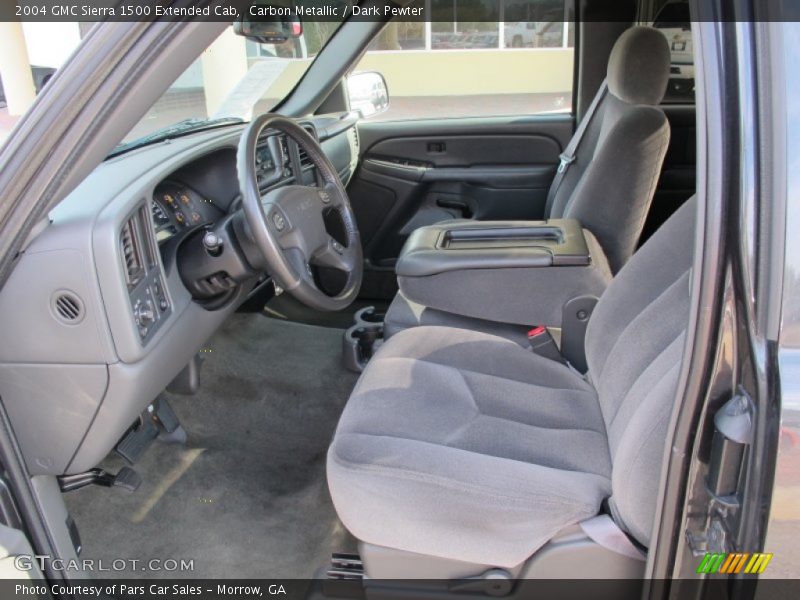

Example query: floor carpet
[64,314,359,579]
[264,294,388,330]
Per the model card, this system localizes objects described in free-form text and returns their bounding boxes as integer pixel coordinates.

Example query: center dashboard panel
[0,116,360,477]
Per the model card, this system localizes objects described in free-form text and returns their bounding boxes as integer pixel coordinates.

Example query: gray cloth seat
[384,290,533,343]
[383,26,673,344]
[328,196,696,568]
[549,25,671,273]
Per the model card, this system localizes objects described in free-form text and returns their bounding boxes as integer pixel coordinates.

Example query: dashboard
[0,114,360,478]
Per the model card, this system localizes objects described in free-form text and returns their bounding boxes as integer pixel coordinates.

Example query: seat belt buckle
[527,325,547,339]
[557,153,576,173]
[527,326,566,364]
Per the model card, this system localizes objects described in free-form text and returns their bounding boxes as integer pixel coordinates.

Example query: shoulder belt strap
[544,79,609,216]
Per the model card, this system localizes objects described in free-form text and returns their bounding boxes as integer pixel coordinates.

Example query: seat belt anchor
[557,153,576,173]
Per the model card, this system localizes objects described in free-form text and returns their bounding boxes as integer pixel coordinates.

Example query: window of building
[354,0,576,121]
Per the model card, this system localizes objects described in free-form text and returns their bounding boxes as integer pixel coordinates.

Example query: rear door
[343,3,577,298]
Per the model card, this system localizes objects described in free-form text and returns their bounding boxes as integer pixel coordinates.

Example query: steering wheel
[237,114,362,311]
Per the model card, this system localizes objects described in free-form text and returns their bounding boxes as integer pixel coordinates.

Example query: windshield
[117,20,344,151]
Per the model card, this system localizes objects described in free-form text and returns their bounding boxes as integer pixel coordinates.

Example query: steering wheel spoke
[318,182,344,208]
[237,114,362,311]
[311,235,357,272]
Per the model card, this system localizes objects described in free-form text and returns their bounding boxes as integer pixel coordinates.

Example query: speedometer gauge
[152,200,178,242]
[152,202,170,228]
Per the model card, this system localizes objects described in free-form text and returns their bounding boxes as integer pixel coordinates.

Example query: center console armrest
[395,219,612,328]
[396,219,593,277]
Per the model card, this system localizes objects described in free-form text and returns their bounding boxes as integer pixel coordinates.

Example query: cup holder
[343,306,385,373]
[355,306,386,325]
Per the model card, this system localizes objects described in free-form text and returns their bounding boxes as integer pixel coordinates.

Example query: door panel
[366,134,562,167]
[348,116,573,299]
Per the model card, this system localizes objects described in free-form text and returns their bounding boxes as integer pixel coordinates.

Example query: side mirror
[234,1,303,44]
[347,72,390,119]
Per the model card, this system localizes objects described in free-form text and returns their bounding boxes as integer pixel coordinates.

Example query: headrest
[607,26,671,105]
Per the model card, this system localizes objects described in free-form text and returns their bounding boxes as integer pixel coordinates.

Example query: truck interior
[0,0,737,589]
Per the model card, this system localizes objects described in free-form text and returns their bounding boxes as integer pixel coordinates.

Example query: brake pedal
[115,397,186,463]
[116,414,159,464]
[112,467,142,492]
[58,467,141,493]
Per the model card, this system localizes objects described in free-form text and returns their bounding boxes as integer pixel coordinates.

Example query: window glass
[765,19,800,581]
[121,19,344,147]
[652,0,695,103]
[354,0,575,121]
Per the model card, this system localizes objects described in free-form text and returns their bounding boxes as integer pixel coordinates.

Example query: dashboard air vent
[120,217,144,290]
[52,291,84,324]
[297,145,313,170]
[298,125,317,174]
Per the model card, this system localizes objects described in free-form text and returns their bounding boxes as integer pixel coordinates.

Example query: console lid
[395,219,611,328]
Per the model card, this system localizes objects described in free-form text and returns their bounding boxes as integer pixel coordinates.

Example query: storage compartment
[441,226,563,248]
[395,219,612,328]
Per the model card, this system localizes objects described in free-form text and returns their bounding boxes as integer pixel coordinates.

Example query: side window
[351,0,575,121]
[652,0,695,104]
[768,19,800,581]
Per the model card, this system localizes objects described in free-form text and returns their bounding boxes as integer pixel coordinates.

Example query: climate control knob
[134,299,156,327]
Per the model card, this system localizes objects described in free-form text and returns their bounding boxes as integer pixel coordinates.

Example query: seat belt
[544,79,609,216]
[579,514,646,561]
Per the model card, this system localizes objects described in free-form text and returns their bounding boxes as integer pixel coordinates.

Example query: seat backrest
[584,195,696,547]
[548,26,672,273]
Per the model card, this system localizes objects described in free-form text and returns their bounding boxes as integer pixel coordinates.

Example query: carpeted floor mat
[264,294,388,329]
[64,314,359,579]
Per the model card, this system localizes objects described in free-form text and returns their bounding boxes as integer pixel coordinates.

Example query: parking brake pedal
[58,467,141,493]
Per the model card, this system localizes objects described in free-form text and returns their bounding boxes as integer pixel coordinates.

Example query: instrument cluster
[151,183,222,242]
